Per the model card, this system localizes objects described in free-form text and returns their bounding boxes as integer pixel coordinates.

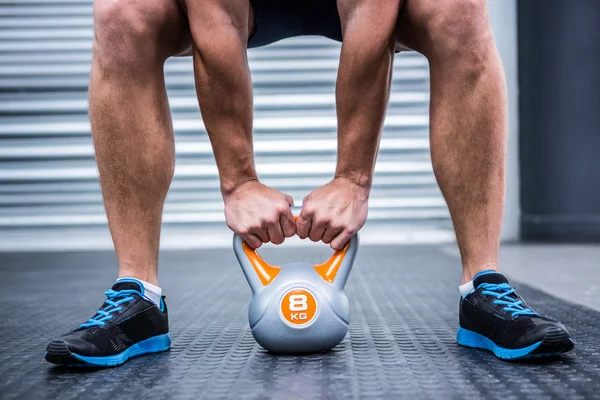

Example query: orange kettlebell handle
[239,213,354,287]
[241,238,351,286]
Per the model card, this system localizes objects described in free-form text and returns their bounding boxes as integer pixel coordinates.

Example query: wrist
[334,170,373,191]
[220,174,259,199]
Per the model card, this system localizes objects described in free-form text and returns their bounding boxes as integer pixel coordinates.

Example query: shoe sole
[457,327,574,360]
[45,333,171,367]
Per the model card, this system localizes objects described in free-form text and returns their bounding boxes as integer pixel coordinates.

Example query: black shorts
[248,0,343,48]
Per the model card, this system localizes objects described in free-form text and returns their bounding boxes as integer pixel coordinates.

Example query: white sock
[459,280,475,298]
[118,277,162,306]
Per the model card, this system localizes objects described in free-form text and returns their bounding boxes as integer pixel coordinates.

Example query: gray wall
[489,0,520,242]
[518,0,600,242]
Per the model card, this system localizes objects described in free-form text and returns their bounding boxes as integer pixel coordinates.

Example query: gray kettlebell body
[234,234,359,354]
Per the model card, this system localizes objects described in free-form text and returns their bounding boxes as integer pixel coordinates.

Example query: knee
[93,0,171,70]
[419,0,493,65]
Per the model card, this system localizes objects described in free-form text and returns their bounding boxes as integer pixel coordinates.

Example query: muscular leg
[395,0,507,283]
[90,0,191,285]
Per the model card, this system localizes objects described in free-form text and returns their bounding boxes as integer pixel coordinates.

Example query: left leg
[395,0,506,284]
[394,0,574,359]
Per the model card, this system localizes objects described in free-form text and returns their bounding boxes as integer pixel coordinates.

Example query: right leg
[46,0,191,367]
[90,0,191,285]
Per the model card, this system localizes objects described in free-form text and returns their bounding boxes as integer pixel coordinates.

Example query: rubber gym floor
[1,245,599,400]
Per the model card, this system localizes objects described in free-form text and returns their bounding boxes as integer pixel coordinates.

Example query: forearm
[190,13,256,196]
[335,1,399,189]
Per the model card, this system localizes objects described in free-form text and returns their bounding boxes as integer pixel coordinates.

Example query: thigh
[93,0,192,59]
[393,0,489,55]
[393,0,432,53]
[170,1,194,57]
[178,0,256,54]
[170,0,197,57]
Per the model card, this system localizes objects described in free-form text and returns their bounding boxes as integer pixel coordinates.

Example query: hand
[223,180,296,249]
[296,177,369,250]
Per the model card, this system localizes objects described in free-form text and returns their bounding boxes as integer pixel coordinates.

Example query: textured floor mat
[0,245,599,399]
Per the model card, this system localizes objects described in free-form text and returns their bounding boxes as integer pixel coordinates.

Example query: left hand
[296,177,369,250]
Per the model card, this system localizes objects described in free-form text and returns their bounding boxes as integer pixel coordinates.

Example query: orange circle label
[279,288,318,327]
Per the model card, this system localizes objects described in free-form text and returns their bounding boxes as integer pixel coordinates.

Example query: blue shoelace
[478,282,539,317]
[79,289,137,328]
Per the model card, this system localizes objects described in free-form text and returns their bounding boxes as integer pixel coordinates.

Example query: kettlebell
[233,229,359,354]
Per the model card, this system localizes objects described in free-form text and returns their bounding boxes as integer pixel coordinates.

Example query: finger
[330,229,353,251]
[250,226,269,243]
[296,215,312,239]
[284,193,294,206]
[308,220,326,242]
[280,208,296,238]
[242,233,263,249]
[267,220,285,245]
[322,226,342,244]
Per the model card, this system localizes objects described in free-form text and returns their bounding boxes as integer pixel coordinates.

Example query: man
[45,0,574,367]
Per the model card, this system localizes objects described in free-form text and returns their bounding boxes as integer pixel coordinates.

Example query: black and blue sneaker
[45,279,170,367]
[457,270,574,360]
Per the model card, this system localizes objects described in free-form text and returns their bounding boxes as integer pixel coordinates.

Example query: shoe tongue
[111,278,144,295]
[473,270,509,288]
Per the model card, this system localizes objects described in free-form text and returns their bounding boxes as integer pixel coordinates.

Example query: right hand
[223,180,296,248]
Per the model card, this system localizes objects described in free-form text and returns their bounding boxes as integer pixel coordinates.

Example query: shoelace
[478,282,539,317]
[79,289,137,328]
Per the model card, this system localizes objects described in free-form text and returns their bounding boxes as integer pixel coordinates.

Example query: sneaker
[45,278,170,367]
[457,270,574,360]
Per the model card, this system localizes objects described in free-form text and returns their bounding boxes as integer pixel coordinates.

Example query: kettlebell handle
[313,234,358,286]
[233,214,359,293]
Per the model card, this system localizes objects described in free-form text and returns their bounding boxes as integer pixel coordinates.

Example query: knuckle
[319,216,332,226]
[334,238,347,249]
[301,203,313,215]
[331,222,344,231]
[276,201,289,213]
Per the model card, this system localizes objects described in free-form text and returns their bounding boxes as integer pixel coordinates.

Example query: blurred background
[0,0,598,252]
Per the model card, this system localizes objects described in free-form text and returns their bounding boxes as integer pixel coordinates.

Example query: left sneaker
[457,270,574,360]
[45,279,170,367]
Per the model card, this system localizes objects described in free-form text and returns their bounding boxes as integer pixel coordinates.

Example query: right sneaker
[457,270,574,360]
[45,278,170,367]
